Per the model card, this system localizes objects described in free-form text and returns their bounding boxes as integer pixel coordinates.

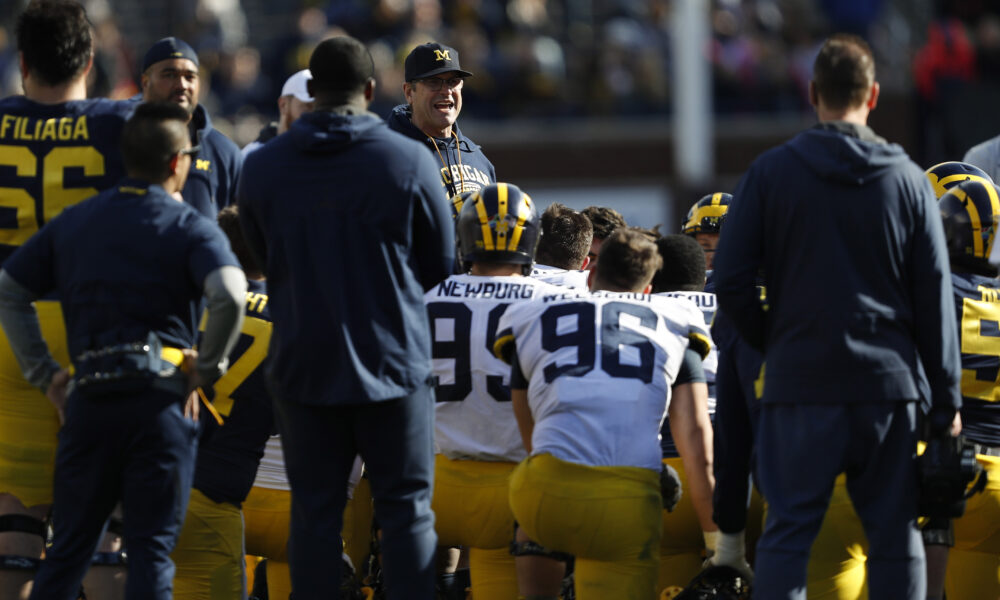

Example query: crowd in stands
[1,0,998,150]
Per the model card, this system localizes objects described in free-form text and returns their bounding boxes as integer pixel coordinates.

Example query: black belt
[974,444,1000,458]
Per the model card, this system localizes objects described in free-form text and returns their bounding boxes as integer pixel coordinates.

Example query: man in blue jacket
[713,34,962,600]
[387,42,495,197]
[141,37,242,217]
[0,101,246,600]
[238,36,455,600]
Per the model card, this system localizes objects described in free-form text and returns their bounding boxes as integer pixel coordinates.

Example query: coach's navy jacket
[387,104,496,198]
[238,109,454,406]
[713,122,961,411]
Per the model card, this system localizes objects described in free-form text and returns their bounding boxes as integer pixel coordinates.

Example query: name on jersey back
[0,115,90,142]
[436,279,537,299]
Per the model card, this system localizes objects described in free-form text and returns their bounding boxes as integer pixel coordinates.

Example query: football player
[681,193,731,273]
[170,205,276,599]
[581,205,627,271]
[936,178,1000,600]
[0,1,132,596]
[424,183,546,600]
[530,203,593,288]
[181,207,370,600]
[650,234,721,594]
[496,227,711,600]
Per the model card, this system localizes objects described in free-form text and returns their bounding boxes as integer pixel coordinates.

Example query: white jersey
[657,291,718,415]
[252,436,363,498]
[253,435,290,491]
[425,274,556,462]
[530,264,590,289]
[498,289,710,471]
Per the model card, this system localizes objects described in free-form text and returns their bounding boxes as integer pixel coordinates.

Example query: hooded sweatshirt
[238,109,455,405]
[183,104,243,217]
[713,121,961,411]
[387,104,496,198]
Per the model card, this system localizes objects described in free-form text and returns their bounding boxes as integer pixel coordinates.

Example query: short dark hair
[16,0,92,87]
[631,224,662,242]
[812,33,875,111]
[652,234,707,293]
[120,102,190,183]
[217,205,261,276]
[308,36,374,97]
[594,228,663,292]
[535,203,593,270]
[582,206,627,240]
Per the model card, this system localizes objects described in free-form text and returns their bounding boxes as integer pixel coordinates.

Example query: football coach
[238,36,454,600]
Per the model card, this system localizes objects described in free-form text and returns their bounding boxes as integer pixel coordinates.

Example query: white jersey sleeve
[252,435,290,491]
[530,264,590,289]
[498,289,710,471]
[424,275,557,462]
[252,436,363,498]
[657,291,718,414]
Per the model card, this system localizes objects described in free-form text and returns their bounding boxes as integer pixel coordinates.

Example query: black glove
[661,463,682,512]
[917,434,986,519]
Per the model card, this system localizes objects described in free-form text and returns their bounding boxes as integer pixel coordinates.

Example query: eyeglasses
[416,77,464,91]
[178,145,201,157]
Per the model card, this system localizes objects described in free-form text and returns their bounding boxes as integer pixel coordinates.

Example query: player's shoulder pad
[652,294,711,360]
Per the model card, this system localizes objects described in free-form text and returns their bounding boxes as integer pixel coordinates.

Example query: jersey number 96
[541,301,657,384]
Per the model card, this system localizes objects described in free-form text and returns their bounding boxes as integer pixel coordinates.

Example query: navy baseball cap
[404,42,472,81]
[142,37,199,72]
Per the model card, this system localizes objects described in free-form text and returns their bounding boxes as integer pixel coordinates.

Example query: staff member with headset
[0,101,246,600]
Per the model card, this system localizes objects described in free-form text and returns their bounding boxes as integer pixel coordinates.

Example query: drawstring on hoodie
[431,132,464,197]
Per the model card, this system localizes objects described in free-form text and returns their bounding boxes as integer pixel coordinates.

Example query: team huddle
[0,1,998,600]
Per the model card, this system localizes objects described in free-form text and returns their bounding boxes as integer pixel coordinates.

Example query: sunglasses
[416,77,464,91]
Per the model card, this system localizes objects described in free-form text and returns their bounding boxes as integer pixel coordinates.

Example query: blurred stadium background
[0,0,994,229]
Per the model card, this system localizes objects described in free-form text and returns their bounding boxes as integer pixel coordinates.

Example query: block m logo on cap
[433,49,451,61]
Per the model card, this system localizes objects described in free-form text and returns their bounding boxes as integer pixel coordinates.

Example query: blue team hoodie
[238,109,454,405]
[387,104,496,197]
[713,122,961,411]
[184,104,242,217]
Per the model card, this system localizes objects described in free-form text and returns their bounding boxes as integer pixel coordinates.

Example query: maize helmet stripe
[456,183,540,268]
[496,183,509,249]
[474,191,495,251]
[682,192,732,234]
[924,161,994,199]
[935,174,992,198]
[508,192,532,251]
[956,186,985,257]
